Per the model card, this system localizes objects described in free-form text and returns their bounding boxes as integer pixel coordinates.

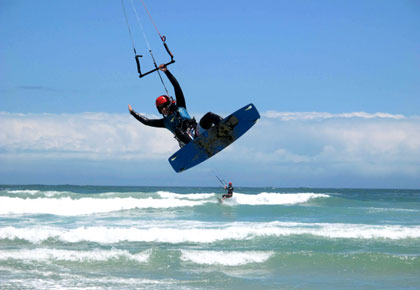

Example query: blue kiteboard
[168,103,260,173]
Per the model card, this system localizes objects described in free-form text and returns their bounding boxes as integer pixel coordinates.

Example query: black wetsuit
[130,69,222,146]
[222,185,234,199]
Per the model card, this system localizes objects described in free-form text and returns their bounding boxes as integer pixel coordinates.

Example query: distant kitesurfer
[222,182,234,200]
[128,64,222,147]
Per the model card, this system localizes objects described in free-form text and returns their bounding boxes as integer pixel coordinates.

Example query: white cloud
[263,111,407,120]
[0,112,178,160]
[1,111,419,186]
[233,114,420,177]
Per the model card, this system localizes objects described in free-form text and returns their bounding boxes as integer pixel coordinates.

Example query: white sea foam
[157,191,327,205]
[157,191,216,200]
[180,250,273,266]
[1,221,419,244]
[231,192,329,205]
[0,196,204,215]
[0,268,178,289]
[0,192,328,216]
[7,190,40,195]
[0,248,151,263]
[367,207,420,213]
[6,189,70,198]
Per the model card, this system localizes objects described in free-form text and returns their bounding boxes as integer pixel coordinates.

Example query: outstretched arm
[128,104,165,128]
[159,64,186,109]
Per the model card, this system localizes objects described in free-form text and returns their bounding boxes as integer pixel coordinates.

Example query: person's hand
[128,104,133,112]
[159,64,167,72]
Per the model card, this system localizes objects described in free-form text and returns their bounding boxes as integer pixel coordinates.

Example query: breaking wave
[229,192,329,205]
[0,248,151,263]
[0,191,329,216]
[180,250,273,266]
[0,196,203,215]
[2,221,419,244]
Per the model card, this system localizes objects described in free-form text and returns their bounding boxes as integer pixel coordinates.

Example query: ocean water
[0,185,419,290]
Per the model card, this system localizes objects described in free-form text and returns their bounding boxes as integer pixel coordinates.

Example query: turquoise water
[0,185,419,289]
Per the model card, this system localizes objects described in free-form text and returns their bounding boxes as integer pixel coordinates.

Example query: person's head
[228,182,232,186]
[156,95,172,116]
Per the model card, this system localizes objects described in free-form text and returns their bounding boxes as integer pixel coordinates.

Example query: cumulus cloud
[0,112,178,160]
[1,111,419,184]
[236,113,420,178]
[263,111,407,120]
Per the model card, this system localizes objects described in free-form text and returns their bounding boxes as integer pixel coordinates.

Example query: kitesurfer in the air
[222,182,234,200]
[128,64,222,147]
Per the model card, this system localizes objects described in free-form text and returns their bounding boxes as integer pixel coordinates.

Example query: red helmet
[156,95,170,113]
[229,182,232,186]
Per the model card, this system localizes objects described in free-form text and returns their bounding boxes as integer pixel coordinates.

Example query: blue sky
[1,0,419,188]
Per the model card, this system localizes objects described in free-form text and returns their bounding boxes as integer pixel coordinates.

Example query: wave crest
[0,248,151,263]
[230,192,329,205]
[2,222,419,245]
[0,196,203,215]
[180,250,273,266]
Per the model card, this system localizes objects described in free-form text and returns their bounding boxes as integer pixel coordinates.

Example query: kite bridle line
[121,0,175,96]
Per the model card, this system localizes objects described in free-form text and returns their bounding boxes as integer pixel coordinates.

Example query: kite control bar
[135,36,175,78]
